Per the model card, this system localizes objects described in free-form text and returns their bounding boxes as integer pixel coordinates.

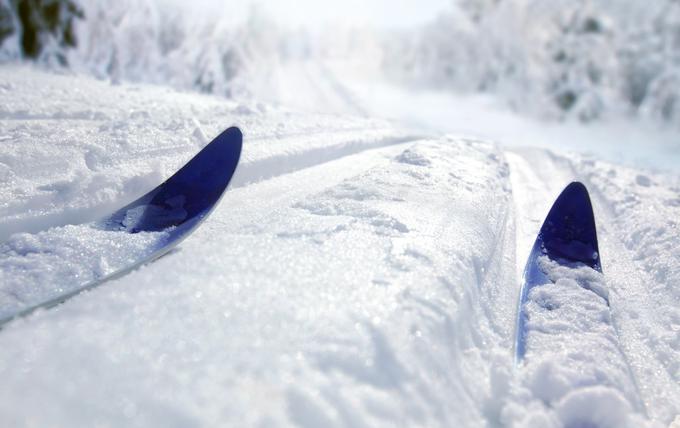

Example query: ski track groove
[506,149,640,402]
[231,133,421,188]
[505,147,680,424]
[0,129,422,243]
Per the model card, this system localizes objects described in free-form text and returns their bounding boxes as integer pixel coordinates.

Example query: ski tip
[209,126,243,168]
[223,126,243,141]
[103,126,243,233]
[156,124,242,203]
[214,126,243,156]
[539,181,601,271]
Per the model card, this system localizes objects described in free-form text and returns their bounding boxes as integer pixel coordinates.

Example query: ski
[0,127,242,327]
[514,181,603,363]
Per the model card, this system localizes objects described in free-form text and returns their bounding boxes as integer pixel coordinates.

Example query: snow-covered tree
[0,0,83,63]
[384,0,680,125]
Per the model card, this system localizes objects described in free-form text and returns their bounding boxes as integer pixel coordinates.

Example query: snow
[0,50,679,428]
[0,64,410,242]
[0,72,513,423]
[321,63,680,173]
[0,224,168,320]
[508,256,646,427]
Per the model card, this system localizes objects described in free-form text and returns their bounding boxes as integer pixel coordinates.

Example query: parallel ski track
[231,130,422,188]
[581,171,680,423]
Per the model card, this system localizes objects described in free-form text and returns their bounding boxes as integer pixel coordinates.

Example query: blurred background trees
[0,0,83,63]
[1,0,679,125]
[385,0,680,123]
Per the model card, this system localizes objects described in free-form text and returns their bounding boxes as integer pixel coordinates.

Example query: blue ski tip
[0,127,242,328]
[514,181,601,363]
[539,182,601,271]
[103,126,242,235]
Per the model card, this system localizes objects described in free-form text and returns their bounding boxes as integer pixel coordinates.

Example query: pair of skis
[1,129,602,350]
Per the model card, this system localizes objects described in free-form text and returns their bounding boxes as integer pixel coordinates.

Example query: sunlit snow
[0,1,679,427]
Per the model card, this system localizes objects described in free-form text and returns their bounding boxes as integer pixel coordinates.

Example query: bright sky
[260,0,452,29]
[183,0,452,30]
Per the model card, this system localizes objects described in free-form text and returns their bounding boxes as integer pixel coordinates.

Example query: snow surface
[511,256,645,427]
[0,224,168,320]
[0,62,679,428]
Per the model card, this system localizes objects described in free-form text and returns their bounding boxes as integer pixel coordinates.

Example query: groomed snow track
[0,66,678,427]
